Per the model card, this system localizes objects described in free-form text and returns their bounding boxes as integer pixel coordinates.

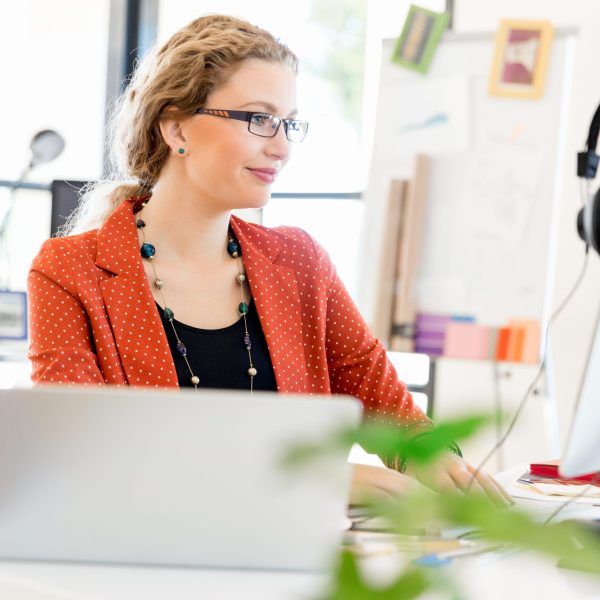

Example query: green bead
[164,307,174,320]
[238,302,248,315]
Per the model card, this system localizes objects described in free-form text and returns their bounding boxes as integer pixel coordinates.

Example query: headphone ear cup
[578,187,600,254]
[593,190,600,254]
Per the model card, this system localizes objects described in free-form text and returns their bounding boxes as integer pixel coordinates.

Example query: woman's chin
[236,193,271,211]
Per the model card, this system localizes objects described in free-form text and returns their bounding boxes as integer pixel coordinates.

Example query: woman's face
[178,58,297,212]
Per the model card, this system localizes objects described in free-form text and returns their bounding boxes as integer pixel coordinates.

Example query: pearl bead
[248,367,257,377]
[191,375,200,385]
[154,279,164,289]
[236,273,246,283]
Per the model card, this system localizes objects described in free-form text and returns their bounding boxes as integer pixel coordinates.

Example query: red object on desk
[530,460,600,485]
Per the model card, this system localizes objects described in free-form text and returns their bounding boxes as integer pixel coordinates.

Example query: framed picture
[392,5,449,74]
[0,291,28,340]
[488,20,554,99]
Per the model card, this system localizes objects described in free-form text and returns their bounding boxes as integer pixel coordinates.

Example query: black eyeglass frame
[195,108,309,141]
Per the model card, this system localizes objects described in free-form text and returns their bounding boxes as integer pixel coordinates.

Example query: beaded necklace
[136,200,257,392]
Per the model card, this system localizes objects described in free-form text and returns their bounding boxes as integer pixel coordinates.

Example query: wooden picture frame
[488,19,554,100]
[0,290,28,340]
[392,5,449,74]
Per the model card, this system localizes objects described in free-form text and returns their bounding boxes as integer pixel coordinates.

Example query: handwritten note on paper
[375,75,471,158]
[460,137,544,245]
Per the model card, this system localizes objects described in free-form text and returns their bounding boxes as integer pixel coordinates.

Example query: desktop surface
[0,466,599,598]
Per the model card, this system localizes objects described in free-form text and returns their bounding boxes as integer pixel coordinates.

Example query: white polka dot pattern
[27,197,430,428]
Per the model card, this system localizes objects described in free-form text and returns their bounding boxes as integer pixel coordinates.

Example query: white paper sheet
[375,75,471,158]
[460,137,544,245]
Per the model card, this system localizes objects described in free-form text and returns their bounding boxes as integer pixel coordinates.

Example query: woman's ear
[159,118,187,154]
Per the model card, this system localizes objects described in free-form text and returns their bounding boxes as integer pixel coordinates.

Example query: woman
[27,15,510,506]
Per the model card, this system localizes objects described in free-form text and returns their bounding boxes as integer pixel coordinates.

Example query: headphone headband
[577,101,600,254]
[577,103,600,179]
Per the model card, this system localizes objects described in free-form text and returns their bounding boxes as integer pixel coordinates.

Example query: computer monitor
[560,304,600,478]
[50,179,88,236]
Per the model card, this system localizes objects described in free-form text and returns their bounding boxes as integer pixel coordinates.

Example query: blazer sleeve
[27,242,105,386]
[312,237,431,431]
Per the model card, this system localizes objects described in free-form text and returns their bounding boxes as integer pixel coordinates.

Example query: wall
[453,1,600,448]
[362,1,598,449]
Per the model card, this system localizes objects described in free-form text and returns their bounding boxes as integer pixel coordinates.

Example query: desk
[1,542,600,600]
[0,561,326,600]
[1,470,600,599]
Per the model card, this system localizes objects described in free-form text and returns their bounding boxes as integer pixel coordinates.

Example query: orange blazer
[28,197,428,426]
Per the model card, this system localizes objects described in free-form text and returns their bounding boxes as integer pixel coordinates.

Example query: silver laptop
[561,303,600,478]
[0,386,361,571]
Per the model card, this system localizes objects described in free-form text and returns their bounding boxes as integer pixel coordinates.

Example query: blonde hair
[62,14,298,235]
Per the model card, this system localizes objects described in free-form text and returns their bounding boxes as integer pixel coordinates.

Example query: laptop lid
[0,387,362,571]
[560,304,600,478]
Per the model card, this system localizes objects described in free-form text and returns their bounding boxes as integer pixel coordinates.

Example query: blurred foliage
[324,554,430,600]
[283,415,600,599]
[321,491,600,599]
[282,414,496,470]
[305,0,367,126]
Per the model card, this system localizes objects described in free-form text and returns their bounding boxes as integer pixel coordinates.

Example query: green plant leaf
[355,414,496,466]
[281,415,497,471]
[371,492,600,575]
[321,551,430,600]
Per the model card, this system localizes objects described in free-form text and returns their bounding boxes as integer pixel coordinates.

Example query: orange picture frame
[488,19,554,100]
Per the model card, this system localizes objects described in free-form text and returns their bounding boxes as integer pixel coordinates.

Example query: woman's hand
[349,456,513,507]
[405,451,513,507]
[349,463,433,505]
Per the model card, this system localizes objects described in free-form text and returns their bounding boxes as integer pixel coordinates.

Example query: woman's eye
[251,114,269,126]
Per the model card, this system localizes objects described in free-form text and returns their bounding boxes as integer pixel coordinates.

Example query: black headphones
[576,103,600,255]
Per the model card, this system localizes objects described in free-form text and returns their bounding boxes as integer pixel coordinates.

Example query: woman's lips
[247,168,276,184]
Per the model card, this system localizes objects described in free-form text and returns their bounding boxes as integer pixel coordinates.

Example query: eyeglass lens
[248,113,307,141]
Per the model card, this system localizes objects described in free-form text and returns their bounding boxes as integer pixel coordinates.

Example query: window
[0,0,110,289]
[158,0,367,295]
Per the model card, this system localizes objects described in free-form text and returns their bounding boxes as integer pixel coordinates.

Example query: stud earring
[178,147,185,155]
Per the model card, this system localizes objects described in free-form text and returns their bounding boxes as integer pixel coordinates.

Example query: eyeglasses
[195,108,309,142]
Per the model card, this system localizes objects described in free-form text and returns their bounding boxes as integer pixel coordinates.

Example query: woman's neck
[139,179,232,267]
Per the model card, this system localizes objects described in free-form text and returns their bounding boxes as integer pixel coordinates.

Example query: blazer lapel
[231,216,310,393]
[93,202,309,391]
[96,199,178,388]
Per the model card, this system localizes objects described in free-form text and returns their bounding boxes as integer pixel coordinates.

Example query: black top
[157,299,278,391]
